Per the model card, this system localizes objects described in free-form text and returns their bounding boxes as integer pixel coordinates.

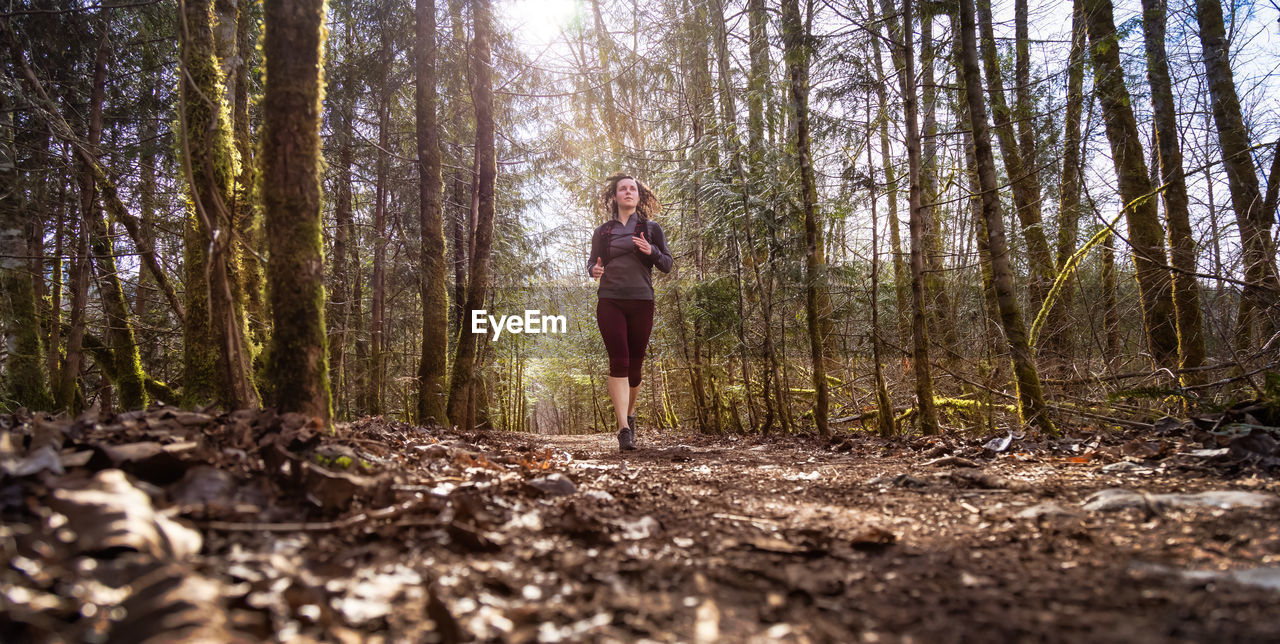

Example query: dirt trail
[5,410,1280,642]
[531,430,1280,642]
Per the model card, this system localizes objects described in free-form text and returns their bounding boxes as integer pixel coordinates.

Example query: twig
[198,495,434,532]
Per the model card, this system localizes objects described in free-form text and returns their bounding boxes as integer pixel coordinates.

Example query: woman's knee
[628,364,643,388]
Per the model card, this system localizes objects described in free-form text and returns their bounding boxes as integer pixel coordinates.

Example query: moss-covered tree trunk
[234,0,267,351]
[893,0,940,435]
[1195,0,1280,349]
[959,0,1056,435]
[1049,0,1087,366]
[416,0,449,426]
[918,8,956,352]
[1141,0,1206,385]
[181,0,258,409]
[260,0,330,421]
[870,0,913,348]
[447,0,496,431]
[1084,0,1180,368]
[80,19,147,410]
[976,0,1055,312]
[0,74,53,410]
[782,0,831,438]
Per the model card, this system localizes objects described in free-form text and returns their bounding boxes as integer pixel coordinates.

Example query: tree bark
[870,0,913,348]
[1047,0,1087,365]
[447,0,497,430]
[180,0,258,409]
[0,57,53,410]
[82,24,147,410]
[894,0,940,435]
[417,0,450,425]
[782,0,831,437]
[261,0,331,421]
[958,0,1056,435]
[918,8,955,351]
[369,19,391,416]
[1195,0,1280,349]
[1141,0,1206,384]
[976,0,1055,311]
[1084,0,1180,368]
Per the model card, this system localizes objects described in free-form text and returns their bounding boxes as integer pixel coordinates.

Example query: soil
[4,409,1280,643]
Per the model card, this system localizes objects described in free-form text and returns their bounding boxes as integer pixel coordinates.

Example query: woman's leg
[596,299,631,431]
[624,300,656,418]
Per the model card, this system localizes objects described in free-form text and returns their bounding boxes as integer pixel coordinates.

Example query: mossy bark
[958,0,1056,435]
[918,9,956,352]
[261,0,331,422]
[416,0,450,426]
[80,22,147,410]
[1048,0,1087,367]
[976,0,1056,313]
[1084,0,1180,368]
[891,0,940,435]
[181,0,258,409]
[782,0,832,438]
[1195,0,1280,349]
[0,87,53,410]
[234,0,268,352]
[447,0,496,430]
[1141,0,1206,385]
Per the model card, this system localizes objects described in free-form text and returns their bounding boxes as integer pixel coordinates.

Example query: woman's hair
[602,173,661,222]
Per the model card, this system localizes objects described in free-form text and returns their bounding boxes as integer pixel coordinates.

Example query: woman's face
[615,179,639,210]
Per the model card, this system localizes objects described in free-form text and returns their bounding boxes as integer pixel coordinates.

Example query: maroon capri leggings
[596,298,655,387]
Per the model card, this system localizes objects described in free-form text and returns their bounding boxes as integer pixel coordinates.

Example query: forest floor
[4,405,1280,643]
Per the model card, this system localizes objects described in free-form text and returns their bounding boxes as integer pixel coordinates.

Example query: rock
[527,473,577,497]
[1082,488,1277,512]
[1015,502,1081,519]
[1101,461,1154,473]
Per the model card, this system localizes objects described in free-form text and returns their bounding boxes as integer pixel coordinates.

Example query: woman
[587,173,674,450]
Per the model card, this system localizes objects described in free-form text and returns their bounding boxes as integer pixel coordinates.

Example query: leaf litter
[2,406,1280,641]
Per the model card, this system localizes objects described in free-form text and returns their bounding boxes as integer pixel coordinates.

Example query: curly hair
[602,173,662,222]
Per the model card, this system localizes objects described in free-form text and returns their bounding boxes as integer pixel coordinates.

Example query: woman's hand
[591,257,605,279]
[633,232,653,255]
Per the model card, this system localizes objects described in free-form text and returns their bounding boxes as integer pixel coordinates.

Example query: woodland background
[1,0,1278,436]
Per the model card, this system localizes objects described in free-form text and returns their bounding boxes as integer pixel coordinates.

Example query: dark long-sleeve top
[585,214,674,300]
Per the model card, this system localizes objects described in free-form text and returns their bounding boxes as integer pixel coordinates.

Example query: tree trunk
[1084,0,1180,368]
[260,0,330,421]
[1195,0,1280,349]
[782,0,830,438]
[918,8,955,351]
[1141,0,1206,384]
[369,23,391,417]
[870,0,913,348]
[867,94,896,438]
[181,0,258,409]
[894,0,940,435]
[417,0,449,425]
[1047,0,1087,366]
[958,0,1056,435]
[447,0,496,430]
[976,0,1055,312]
[234,0,267,350]
[0,66,53,410]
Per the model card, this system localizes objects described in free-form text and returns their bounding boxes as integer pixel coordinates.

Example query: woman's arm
[647,222,674,273]
[586,224,605,277]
